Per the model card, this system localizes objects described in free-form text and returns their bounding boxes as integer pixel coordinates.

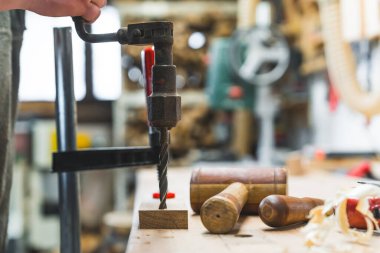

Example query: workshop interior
[7,0,380,252]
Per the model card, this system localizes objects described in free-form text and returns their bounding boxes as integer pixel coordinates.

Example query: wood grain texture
[127,168,380,253]
[201,182,248,234]
[259,195,324,228]
[190,167,287,214]
[139,201,188,229]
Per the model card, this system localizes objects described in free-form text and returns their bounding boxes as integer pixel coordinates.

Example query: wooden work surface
[126,167,380,253]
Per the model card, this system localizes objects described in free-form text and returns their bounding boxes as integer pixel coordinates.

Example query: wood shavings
[309,244,353,253]
[303,206,335,247]
[303,184,380,249]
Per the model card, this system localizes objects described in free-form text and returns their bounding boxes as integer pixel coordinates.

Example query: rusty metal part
[147,65,181,129]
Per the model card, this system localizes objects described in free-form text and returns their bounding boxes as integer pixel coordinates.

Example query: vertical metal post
[53,27,81,253]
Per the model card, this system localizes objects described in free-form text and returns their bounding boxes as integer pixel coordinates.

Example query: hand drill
[146,40,181,209]
[72,18,181,209]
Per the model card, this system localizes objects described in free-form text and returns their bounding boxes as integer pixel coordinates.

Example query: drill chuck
[147,65,181,129]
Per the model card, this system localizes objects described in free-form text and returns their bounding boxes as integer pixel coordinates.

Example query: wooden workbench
[126,166,380,253]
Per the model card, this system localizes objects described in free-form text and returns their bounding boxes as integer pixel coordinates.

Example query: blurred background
[8,0,380,252]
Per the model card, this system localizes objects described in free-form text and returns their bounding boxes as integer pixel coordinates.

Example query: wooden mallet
[190,167,288,214]
[200,182,248,234]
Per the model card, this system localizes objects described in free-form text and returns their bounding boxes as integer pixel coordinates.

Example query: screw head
[132,29,142,37]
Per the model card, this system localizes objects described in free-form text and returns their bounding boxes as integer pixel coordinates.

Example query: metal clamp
[52,18,180,173]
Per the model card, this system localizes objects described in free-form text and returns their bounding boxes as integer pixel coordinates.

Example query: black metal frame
[53,147,159,172]
[53,18,176,174]
[54,27,81,253]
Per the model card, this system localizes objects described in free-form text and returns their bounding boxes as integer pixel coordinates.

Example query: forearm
[0,0,25,11]
[0,0,106,23]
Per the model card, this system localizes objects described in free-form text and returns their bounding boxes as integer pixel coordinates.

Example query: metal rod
[83,23,95,101]
[54,27,81,253]
[72,16,118,43]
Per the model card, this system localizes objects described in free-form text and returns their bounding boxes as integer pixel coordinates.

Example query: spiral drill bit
[157,128,169,209]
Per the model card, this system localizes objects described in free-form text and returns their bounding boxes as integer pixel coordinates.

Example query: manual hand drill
[141,46,179,209]
[73,18,181,209]
[53,17,181,206]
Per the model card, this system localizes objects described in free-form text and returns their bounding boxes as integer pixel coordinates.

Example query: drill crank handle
[72,16,120,43]
[72,17,174,50]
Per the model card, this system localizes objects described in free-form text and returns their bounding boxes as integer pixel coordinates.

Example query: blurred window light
[19,6,122,101]
[92,6,122,100]
[188,32,206,50]
[19,12,86,101]
[256,1,272,27]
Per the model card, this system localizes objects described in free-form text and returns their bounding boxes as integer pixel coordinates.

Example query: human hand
[1,0,106,23]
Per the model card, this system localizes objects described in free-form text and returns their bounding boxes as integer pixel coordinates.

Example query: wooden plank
[139,201,188,229]
[126,167,380,253]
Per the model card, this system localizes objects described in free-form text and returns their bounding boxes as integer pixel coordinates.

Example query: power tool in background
[206,1,290,165]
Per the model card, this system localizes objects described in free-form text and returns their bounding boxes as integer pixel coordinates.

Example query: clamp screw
[132,29,142,37]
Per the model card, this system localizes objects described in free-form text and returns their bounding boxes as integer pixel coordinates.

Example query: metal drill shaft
[158,128,169,209]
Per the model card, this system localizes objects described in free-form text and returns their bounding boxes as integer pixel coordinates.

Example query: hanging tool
[190,167,287,214]
[258,195,324,228]
[200,182,248,234]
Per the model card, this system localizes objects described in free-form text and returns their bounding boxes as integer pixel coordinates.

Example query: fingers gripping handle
[72,16,119,43]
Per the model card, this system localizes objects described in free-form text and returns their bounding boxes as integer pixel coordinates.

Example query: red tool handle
[141,47,155,97]
[347,198,380,229]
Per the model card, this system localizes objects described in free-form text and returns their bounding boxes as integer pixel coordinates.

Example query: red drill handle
[141,47,155,97]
